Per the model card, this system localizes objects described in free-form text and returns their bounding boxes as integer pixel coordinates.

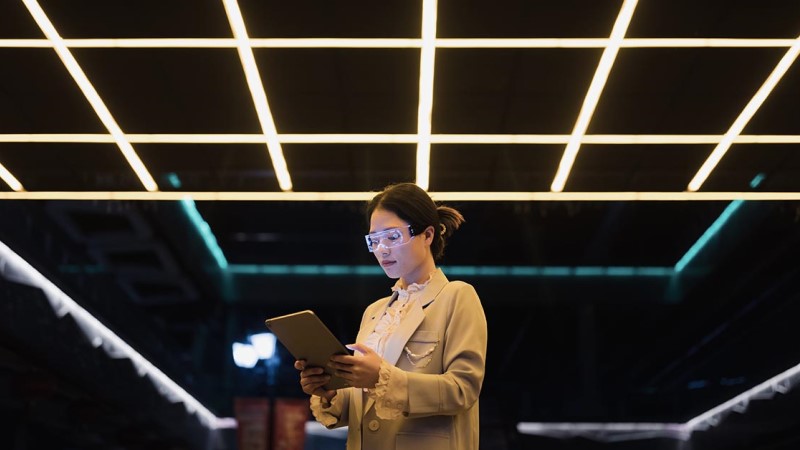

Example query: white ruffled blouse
[311,273,435,424]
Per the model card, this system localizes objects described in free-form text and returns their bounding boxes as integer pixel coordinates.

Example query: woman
[294,182,488,450]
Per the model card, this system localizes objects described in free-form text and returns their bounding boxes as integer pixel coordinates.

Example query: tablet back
[265,309,351,390]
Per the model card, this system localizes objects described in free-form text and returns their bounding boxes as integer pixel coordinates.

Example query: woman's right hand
[295,359,337,402]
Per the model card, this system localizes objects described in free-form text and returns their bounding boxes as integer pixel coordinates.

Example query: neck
[400,259,437,288]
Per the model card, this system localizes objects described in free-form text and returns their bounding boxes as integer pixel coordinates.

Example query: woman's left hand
[328,342,382,389]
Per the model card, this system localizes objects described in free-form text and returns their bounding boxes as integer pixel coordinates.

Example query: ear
[423,225,435,245]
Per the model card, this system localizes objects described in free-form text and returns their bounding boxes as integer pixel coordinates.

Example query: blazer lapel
[382,269,448,366]
[363,269,449,414]
[353,294,393,424]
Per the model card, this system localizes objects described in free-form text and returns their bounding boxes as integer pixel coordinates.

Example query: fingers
[299,371,331,395]
[301,366,326,377]
[345,342,371,355]
[294,360,305,370]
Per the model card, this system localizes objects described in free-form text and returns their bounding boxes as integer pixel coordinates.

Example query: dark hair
[366,183,465,261]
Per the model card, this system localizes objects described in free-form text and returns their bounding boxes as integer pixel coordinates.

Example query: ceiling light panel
[688,35,800,191]
[283,144,416,192]
[251,49,420,134]
[696,144,800,192]
[0,143,145,191]
[2,191,800,202]
[415,0,438,190]
[742,54,800,136]
[436,0,625,39]
[4,134,800,145]
[235,0,418,40]
[588,48,786,136]
[132,143,275,192]
[431,144,560,192]
[70,48,263,135]
[551,0,639,192]
[20,0,157,192]
[0,49,107,134]
[5,38,799,49]
[563,144,713,192]
[222,0,292,191]
[0,162,24,191]
[626,1,800,39]
[432,48,601,135]
[28,0,232,39]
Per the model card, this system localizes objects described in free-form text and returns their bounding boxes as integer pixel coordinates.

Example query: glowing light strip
[674,200,744,272]
[518,358,800,440]
[180,197,228,270]
[226,265,674,277]
[688,34,800,191]
[3,133,800,144]
[517,422,691,441]
[551,0,638,192]
[0,239,228,428]
[1,191,799,202]
[20,0,158,192]
[3,38,797,49]
[415,0,438,191]
[222,0,292,191]
[686,359,800,430]
[0,162,24,191]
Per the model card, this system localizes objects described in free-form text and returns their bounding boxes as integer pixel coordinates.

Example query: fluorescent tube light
[551,0,639,192]
[415,0,438,190]
[688,34,800,191]
[222,0,292,191]
[21,0,158,192]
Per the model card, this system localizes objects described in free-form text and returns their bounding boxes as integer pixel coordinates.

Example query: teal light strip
[226,264,674,277]
[674,199,744,273]
[673,173,765,273]
[166,172,182,189]
[180,196,228,270]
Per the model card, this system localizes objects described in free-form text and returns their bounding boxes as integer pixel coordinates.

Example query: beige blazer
[325,269,488,450]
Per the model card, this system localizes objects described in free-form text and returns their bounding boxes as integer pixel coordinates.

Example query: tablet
[265,309,352,390]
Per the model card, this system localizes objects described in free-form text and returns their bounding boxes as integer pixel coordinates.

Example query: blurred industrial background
[1,0,800,449]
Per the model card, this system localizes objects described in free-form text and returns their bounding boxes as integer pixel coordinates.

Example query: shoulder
[439,279,483,311]
[442,279,479,297]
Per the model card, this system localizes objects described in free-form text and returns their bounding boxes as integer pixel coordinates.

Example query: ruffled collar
[391,270,436,296]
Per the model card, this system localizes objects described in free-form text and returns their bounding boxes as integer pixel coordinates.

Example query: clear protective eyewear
[364,225,416,253]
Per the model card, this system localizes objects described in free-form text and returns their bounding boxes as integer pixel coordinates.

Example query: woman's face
[368,208,434,284]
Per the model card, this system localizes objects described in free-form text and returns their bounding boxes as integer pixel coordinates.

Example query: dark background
[1,1,800,449]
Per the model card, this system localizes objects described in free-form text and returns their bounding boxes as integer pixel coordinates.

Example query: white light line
[20,0,158,192]
[516,422,691,441]
[0,162,24,191]
[3,133,800,145]
[551,0,638,192]
[685,360,800,431]
[250,38,422,48]
[517,359,800,439]
[222,0,292,191]
[279,134,419,144]
[0,239,228,428]
[0,191,799,202]
[3,38,797,49]
[622,38,798,48]
[688,34,800,191]
[415,0,438,191]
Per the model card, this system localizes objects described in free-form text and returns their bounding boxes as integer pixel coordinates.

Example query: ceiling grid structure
[0,1,799,449]
[0,0,796,198]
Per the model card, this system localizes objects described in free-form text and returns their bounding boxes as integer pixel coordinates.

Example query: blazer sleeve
[404,282,487,418]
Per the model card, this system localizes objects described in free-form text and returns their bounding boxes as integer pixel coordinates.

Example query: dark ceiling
[1,1,800,449]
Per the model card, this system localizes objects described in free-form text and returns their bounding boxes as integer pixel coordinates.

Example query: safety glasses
[364,225,416,252]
